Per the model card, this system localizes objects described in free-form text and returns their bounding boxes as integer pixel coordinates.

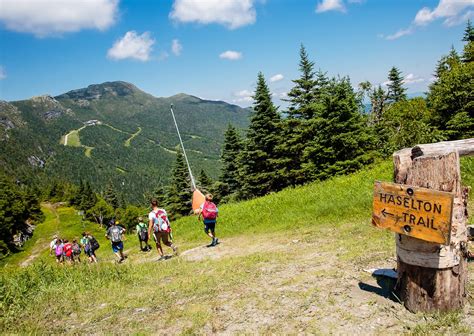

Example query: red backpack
[153,209,171,233]
[202,201,218,220]
[64,243,72,257]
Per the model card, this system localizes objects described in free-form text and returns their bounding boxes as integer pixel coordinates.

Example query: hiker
[81,231,98,263]
[63,239,74,264]
[106,219,126,263]
[148,199,178,260]
[136,216,151,251]
[72,239,82,263]
[49,235,59,256]
[198,194,219,246]
[55,238,64,263]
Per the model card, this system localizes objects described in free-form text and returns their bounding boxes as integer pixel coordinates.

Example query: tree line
[1,22,472,256]
[168,21,473,207]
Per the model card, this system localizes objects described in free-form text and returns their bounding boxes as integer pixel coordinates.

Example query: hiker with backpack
[49,235,59,256]
[81,232,99,263]
[198,194,219,247]
[55,238,64,263]
[72,239,82,263]
[148,199,178,261]
[136,216,151,252]
[63,239,74,263]
[106,219,127,263]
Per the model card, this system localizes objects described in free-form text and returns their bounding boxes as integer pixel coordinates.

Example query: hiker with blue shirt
[106,219,126,263]
[198,194,219,247]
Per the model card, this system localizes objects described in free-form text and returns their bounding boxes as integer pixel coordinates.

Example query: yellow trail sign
[372,181,454,245]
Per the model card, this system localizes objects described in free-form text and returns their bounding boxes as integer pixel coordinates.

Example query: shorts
[153,231,171,246]
[204,220,216,234]
[111,241,124,253]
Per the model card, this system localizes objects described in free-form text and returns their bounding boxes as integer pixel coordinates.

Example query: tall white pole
[170,104,197,191]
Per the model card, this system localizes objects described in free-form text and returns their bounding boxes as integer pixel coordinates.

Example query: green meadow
[1,158,473,334]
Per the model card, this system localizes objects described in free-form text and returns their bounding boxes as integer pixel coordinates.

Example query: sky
[0,0,472,108]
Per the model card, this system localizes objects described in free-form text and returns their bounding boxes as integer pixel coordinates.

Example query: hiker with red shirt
[147,199,178,261]
[63,239,74,264]
[198,194,219,247]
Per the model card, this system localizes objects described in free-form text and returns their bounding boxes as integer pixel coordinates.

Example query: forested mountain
[0,81,250,203]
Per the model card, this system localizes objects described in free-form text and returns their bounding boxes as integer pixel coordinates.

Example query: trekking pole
[170,104,197,191]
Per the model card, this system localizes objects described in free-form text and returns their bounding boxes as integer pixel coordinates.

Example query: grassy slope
[1,158,473,335]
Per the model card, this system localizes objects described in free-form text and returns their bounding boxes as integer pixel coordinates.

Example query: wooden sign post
[388,139,473,312]
[373,182,454,244]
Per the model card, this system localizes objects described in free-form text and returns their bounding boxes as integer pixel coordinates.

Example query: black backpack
[89,236,100,250]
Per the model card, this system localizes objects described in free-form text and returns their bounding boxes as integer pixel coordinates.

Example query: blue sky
[0,0,472,107]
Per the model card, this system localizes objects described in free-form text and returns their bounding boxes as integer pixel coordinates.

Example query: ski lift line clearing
[169,104,206,214]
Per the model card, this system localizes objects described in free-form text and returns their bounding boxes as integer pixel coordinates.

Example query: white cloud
[170,0,257,29]
[270,74,284,82]
[385,0,473,41]
[0,66,6,80]
[316,0,346,13]
[0,0,118,37]
[232,89,253,103]
[414,0,473,27]
[171,39,182,56]
[219,50,242,60]
[403,73,425,85]
[385,27,414,40]
[107,31,155,62]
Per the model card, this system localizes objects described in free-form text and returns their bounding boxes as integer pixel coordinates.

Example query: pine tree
[166,149,191,219]
[428,28,473,139]
[79,181,97,211]
[286,44,317,119]
[302,77,375,180]
[240,72,282,198]
[104,183,120,209]
[278,46,329,187]
[386,67,407,103]
[198,169,213,192]
[463,20,474,62]
[220,124,243,193]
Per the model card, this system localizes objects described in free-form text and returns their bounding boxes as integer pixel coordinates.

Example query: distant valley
[0,81,251,203]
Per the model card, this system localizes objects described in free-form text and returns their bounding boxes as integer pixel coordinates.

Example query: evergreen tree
[220,124,243,193]
[151,184,167,206]
[428,27,473,139]
[286,44,317,119]
[386,67,407,103]
[79,181,97,211]
[70,180,84,206]
[104,183,120,209]
[166,149,191,219]
[198,169,213,192]
[302,77,375,180]
[240,72,282,198]
[278,46,329,187]
[462,20,474,62]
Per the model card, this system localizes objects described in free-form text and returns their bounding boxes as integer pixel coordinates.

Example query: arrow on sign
[381,208,395,218]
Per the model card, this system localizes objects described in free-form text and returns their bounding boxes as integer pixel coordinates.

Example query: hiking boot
[173,245,179,256]
[157,255,166,261]
[211,238,217,246]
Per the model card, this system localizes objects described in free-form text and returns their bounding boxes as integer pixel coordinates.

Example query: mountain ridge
[0,81,251,203]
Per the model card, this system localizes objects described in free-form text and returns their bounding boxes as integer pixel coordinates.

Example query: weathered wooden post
[373,138,474,312]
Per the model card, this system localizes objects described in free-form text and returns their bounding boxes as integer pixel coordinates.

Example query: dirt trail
[20,203,60,267]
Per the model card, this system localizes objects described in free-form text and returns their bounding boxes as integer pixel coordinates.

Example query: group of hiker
[49,231,99,264]
[49,193,219,264]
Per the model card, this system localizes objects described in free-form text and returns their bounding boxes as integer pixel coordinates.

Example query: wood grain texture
[393,149,468,312]
[372,181,453,244]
